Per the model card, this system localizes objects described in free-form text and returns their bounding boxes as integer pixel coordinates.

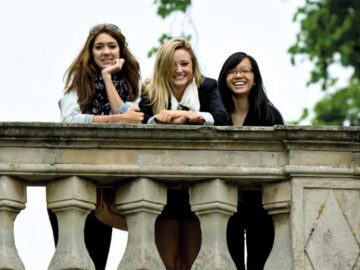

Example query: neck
[172,85,187,102]
[232,95,249,113]
[231,95,249,127]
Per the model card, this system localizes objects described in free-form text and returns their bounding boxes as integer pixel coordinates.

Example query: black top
[139,77,231,125]
[240,105,284,126]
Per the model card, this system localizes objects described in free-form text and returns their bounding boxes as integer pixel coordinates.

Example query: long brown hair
[63,23,140,111]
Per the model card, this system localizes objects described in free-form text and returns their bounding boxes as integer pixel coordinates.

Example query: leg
[179,218,201,269]
[243,190,274,270]
[155,218,180,269]
[48,209,58,245]
[84,212,113,270]
[226,212,246,270]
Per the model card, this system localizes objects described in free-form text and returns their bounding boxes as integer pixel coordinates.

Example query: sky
[0,0,324,269]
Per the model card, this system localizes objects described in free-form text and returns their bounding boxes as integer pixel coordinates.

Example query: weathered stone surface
[116,178,166,270]
[190,179,237,270]
[0,123,358,269]
[47,176,96,270]
[0,176,26,270]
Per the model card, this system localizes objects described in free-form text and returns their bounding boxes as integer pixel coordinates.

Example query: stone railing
[0,122,359,270]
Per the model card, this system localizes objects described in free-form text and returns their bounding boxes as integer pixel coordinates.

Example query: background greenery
[153,0,360,126]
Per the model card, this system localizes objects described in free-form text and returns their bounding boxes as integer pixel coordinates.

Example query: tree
[149,0,193,57]
[289,0,360,126]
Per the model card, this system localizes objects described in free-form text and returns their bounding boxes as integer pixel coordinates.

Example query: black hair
[218,52,280,124]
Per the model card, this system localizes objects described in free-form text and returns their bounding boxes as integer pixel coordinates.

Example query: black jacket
[241,105,284,126]
[139,77,231,125]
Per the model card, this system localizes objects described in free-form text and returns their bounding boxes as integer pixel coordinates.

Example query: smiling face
[92,32,120,70]
[171,48,193,93]
[226,57,254,98]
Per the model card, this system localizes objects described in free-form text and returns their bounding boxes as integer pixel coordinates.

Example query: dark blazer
[139,77,231,125]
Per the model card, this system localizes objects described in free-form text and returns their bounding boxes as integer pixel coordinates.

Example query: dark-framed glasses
[90,23,121,34]
[227,67,253,77]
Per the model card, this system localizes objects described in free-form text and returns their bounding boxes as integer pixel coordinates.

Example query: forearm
[92,115,115,123]
[92,111,143,124]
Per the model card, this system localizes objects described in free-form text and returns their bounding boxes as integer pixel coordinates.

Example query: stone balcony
[0,122,359,270]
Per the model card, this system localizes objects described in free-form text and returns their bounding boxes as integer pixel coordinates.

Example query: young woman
[59,23,143,124]
[51,23,143,270]
[218,52,284,270]
[139,38,230,269]
[139,38,230,126]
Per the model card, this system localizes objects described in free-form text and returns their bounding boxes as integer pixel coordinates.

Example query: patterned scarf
[83,73,130,115]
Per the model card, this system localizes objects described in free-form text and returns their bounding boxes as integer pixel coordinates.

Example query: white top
[58,90,139,123]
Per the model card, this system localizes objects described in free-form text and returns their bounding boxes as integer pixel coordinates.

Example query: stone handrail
[0,122,359,269]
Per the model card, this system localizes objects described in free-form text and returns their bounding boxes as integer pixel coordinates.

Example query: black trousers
[227,190,274,270]
[48,210,112,270]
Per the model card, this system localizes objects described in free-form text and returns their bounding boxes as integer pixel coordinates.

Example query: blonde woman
[139,38,230,269]
[139,38,229,126]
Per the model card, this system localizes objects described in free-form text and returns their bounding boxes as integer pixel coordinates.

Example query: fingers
[102,58,125,75]
[128,107,141,112]
[155,110,183,124]
[172,115,188,124]
[188,116,205,124]
[154,111,169,123]
[128,109,144,123]
[115,58,125,70]
[119,58,125,67]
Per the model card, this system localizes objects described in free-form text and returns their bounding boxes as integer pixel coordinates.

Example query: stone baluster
[263,181,292,270]
[115,177,166,270]
[47,176,96,270]
[0,176,26,270]
[190,178,237,270]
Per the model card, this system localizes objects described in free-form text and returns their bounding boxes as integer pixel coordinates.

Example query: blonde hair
[142,38,203,114]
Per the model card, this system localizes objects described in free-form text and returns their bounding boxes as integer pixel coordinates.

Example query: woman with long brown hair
[51,23,143,270]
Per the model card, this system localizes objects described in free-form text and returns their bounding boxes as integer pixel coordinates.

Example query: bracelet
[111,115,115,123]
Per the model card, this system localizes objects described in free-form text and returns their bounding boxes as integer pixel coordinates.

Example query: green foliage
[312,80,360,126]
[147,33,173,58]
[289,0,360,125]
[149,0,192,57]
[289,108,309,125]
[154,0,191,19]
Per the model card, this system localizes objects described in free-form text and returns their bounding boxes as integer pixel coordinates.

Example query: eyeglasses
[226,67,253,77]
[90,23,121,34]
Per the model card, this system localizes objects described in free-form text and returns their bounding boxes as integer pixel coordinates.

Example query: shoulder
[59,90,78,105]
[270,105,284,124]
[199,77,217,89]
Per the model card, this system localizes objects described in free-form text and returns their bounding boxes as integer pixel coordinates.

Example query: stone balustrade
[0,122,359,269]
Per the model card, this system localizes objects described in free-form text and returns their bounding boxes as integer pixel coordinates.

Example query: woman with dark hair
[50,23,144,270]
[218,52,283,126]
[218,52,284,270]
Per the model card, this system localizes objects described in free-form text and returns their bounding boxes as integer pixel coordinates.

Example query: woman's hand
[101,58,125,77]
[155,110,204,125]
[181,111,205,125]
[115,107,144,124]
[155,110,184,124]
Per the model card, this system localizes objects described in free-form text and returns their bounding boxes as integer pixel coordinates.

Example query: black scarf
[83,73,130,115]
